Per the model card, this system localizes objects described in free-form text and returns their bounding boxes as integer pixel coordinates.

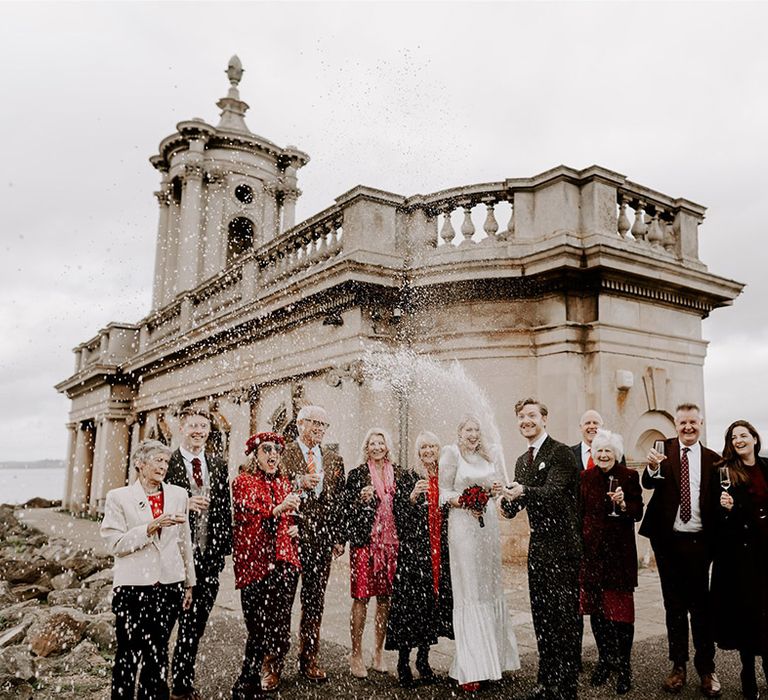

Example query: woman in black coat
[385,431,453,687]
[711,420,768,700]
[579,430,643,695]
[344,428,403,679]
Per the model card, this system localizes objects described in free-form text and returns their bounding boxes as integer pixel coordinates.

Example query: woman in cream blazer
[101,439,196,700]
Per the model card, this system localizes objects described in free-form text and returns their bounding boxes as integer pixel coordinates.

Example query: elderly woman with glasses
[231,432,301,700]
[579,429,643,695]
[100,439,195,700]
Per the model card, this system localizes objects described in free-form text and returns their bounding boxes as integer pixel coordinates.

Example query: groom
[502,398,581,700]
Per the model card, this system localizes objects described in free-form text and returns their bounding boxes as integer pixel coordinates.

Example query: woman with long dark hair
[711,420,768,700]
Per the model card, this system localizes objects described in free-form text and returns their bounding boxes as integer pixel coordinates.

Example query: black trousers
[235,564,300,691]
[529,552,581,699]
[111,582,184,700]
[297,539,334,665]
[653,534,715,674]
[171,571,220,694]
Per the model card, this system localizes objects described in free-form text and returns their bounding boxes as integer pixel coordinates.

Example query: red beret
[245,432,286,455]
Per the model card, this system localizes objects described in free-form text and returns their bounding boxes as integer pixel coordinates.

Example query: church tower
[149,56,310,309]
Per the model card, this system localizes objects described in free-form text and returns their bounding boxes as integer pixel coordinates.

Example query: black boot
[741,651,758,699]
[416,645,435,681]
[615,622,634,695]
[398,648,414,687]
[589,614,613,686]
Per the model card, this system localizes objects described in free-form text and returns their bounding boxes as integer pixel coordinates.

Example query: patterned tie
[586,449,595,470]
[680,447,691,523]
[527,446,535,470]
[191,457,203,489]
[306,449,316,475]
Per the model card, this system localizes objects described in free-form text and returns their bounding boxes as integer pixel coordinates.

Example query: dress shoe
[260,671,280,692]
[299,662,328,682]
[616,669,632,695]
[662,665,687,693]
[590,661,611,687]
[460,681,480,692]
[700,672,722,698]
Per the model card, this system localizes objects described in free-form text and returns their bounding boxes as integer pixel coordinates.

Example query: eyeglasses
[259,443,284,455]
[306,419,329,429]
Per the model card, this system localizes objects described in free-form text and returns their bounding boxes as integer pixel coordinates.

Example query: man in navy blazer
[570,409,604,471]
[166,407,233,700]
[639,403,721,697]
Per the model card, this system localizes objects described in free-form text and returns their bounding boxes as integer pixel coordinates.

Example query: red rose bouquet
[458,485,490,527]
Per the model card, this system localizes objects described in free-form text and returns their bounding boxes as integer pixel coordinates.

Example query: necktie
[586,449,595,470]
[191,457,203,489]
[527,446,535,469]
[680,447,691,523]
[306,449,316,475]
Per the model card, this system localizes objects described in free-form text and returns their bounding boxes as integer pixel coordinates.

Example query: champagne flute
[652,440,666,479]
[416,478,430,507]
[719,466,731,492]
[608,476,620,517]
[291,477,304,519]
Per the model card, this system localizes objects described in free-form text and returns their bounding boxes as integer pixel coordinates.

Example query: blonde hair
[360,427,395,465]
[457,414,492,462]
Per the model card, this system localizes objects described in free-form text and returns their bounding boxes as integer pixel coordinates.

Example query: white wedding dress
[439,443,520,684]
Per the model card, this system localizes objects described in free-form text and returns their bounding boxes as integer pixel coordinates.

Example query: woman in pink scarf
[344,428,401,678]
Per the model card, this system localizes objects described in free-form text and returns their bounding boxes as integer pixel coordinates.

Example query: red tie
[586,449,595,470]
[191,457,203,489]
[527,446,535,469]
[680,447,691,523]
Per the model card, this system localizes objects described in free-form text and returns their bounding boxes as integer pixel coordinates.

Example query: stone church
[57,57,743,530]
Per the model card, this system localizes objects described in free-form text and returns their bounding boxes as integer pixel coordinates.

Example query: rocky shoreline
[0,502,114,699]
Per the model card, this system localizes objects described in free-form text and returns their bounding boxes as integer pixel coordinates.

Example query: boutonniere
[538,462,546,471]
[138,501,147,510]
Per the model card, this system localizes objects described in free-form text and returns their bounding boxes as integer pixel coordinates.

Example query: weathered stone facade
[57,58,742,560]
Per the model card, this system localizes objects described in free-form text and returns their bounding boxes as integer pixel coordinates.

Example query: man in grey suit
[502,398,581,700]
[166,407,232,700]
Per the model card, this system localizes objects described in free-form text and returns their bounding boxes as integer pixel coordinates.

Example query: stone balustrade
[126,166,707,356]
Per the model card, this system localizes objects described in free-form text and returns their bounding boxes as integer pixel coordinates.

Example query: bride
[439,414,520,690]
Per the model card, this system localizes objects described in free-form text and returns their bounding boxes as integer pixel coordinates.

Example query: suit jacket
[281,441,346,548]
[165,449,233,575]
[638,437,719,543]
[101,479,196,588]
[501,435,581,561]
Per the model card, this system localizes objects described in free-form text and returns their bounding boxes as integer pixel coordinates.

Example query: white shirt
[179,446,208,493]
[528,432,549,460]
[580,441,592,469]
[298,439,324,496]
[674,441,703,533]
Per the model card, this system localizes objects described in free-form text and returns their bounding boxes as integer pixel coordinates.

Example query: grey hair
[591,429,624,462]
[360,427,395,465]
[131,439,172,471]
[413,430,441,475]
[297,405,328,423]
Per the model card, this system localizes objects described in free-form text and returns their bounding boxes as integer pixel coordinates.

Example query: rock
[26,610,88,657]
[0,620,32,650]
[37,541,75,563]
[10,583,51,601]
[50,570,79,591]
[85,613,115,652]
[0,600,40,625]
[0,644,35,681]
[47,588,102,613]
[20,497,59,509]
[81,568,113,589]
[36,639,110,677]
[0,676,34,700]
[3,559,63,584]
[60,554,101,580]
[0,580,15,605]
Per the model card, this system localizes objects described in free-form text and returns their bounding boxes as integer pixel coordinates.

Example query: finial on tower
[217,55,251,133]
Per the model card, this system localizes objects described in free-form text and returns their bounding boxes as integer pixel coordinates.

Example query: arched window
[227,217,255,264]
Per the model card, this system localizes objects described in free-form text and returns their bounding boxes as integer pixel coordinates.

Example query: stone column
[90,418,131,512]
[202,173,227,279]
[70,422,95,514]
[176,155,205,294]
[62,423,77,509]
[262,182,279,242]
[152,186,172,310]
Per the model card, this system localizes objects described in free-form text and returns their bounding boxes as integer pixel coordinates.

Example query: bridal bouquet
[458,485,490,528]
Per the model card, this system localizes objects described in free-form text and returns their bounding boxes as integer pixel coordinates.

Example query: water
[0,468,65,505]
[362,347,511,483]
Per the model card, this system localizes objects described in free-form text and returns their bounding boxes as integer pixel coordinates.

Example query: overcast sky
[1,1,766,462]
